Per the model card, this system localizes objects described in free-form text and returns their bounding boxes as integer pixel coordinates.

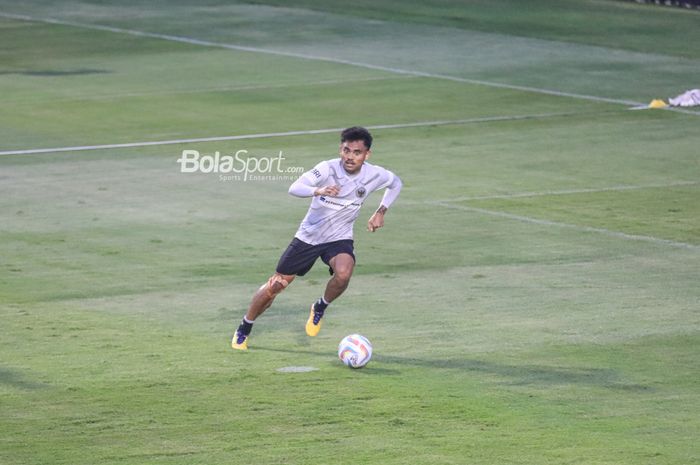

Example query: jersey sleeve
[302,160,330,186]
[378,169,402,208]
[288,160,330,197]
[376,166,399,190]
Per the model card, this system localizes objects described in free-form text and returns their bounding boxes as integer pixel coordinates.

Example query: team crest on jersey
[355,186,367,198]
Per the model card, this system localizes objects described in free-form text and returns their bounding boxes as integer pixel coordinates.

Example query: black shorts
[276,238,355,276]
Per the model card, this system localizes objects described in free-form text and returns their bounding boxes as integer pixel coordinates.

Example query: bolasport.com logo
[177,149,304,182]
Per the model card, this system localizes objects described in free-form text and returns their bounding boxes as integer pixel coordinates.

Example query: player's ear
[365,149,371,160]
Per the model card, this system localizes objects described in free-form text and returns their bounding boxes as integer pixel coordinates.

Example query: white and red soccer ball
[338,334,372,368]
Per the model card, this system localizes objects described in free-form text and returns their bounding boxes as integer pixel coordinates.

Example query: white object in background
[669,89,700,107]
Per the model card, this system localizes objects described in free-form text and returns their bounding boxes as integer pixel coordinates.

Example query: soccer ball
[338,334,372,368]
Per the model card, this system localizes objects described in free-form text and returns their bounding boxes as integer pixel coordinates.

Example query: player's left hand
[367,211,385,232]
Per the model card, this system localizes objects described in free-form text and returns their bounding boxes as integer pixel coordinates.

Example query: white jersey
[292,158,400,245]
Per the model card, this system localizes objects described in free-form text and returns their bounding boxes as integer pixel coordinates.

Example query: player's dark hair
[341,126,373,149]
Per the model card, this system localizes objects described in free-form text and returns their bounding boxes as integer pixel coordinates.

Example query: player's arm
[368,173,402,232]
[288,162,340,197]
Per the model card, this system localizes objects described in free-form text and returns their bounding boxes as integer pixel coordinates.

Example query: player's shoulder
[362,161,394,178]
[307,158,336,180]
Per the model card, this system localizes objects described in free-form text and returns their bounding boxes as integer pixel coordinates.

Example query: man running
[232,126,402,350]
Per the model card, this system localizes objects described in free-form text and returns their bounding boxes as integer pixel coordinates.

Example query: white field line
[433,180,699,203]
[426,200,700,251]
[0,111,579,156]
[630,104,700,116]
[0,12,647,107]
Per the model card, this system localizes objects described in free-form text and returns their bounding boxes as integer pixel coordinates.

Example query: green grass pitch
[1,1,699,464]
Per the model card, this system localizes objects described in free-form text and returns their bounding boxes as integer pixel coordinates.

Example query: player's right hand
[314,185,341,197]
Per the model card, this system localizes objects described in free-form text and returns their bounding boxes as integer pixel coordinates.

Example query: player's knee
[330,253,354,283]
[263,273,293,298]
[332,266,353,286]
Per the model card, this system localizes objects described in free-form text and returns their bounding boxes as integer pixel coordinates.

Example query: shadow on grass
[253,345,403,375]
[254,346,651,391]
[0,367,47,390]
[376,354,652,391]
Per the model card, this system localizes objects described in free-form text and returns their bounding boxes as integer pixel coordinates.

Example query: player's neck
[341,163,363,177]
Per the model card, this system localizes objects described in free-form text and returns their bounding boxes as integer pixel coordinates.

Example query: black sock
[237,318,253,336]
[314,297,329,314]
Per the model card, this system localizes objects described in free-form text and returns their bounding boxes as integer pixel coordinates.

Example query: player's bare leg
[247,273,296,320]
[324,253,355,302]
[306,253,355,336]
[232,273,295,350]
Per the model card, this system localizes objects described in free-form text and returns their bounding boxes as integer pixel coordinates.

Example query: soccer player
[232,126,402,350]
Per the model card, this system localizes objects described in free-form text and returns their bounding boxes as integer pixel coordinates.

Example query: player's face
[339,140,370,174]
